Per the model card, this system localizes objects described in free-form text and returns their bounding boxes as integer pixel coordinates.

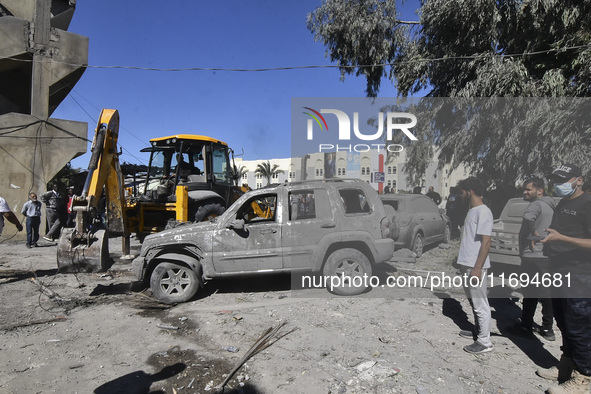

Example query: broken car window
[238,194,277,223]
[338,188,371,214]
[289,190,316,220]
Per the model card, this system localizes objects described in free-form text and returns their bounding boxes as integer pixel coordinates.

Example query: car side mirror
[229,218,245,230]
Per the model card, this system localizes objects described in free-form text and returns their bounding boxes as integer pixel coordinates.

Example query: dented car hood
[139,220,218,255]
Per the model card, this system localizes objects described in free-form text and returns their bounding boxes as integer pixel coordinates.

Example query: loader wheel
[150,262,200,304]
[194,202,225,222]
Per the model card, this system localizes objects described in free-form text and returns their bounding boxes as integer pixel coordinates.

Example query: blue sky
[52,0,419,169]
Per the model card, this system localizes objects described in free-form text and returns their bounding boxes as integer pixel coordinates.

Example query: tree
[230,164,248,186]
[49,162,83,191]
[255,161,284,186]
[308,0,591,184]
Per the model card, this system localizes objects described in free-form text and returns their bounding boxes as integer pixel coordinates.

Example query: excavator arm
[57,109,129,272]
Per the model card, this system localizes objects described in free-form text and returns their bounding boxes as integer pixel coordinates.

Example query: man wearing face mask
[537,163,591,394]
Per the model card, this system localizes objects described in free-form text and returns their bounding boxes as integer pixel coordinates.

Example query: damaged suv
[132,179,395,303]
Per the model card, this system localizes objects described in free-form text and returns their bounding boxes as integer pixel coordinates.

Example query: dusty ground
[0,235,563,393]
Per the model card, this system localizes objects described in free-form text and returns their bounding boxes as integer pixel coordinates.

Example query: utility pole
[30,0,51,119]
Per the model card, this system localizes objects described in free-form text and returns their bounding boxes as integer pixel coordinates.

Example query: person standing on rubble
[21,192,42,248]
[537,163,591,394]
[455,177,494,354]
[41,184,62,242]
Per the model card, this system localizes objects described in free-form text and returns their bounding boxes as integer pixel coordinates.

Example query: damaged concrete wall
[0,0,88,238]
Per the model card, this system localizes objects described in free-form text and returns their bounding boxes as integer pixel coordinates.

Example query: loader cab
[141,135,234,204]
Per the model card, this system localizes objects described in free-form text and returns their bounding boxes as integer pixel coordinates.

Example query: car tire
[194,202,225,222]
[412,232,424,258]
[323,248,372,296]
[150,262,200,304]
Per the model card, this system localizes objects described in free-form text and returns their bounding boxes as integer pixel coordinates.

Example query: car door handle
[320,222,336,228]
[260,229,277,235]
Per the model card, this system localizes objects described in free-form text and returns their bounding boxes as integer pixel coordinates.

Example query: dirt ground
[0,235,564,393]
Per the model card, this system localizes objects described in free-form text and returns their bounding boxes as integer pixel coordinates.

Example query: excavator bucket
[57,228,110,273]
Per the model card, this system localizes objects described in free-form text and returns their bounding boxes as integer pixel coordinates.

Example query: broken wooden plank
[0,315,66,331]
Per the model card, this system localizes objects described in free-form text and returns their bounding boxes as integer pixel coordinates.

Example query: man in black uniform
[427,186,442,206]
[538,163,591,394]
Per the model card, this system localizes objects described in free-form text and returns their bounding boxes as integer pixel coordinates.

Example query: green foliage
[307,0,406,96]
[308,0,591,184]
[230,164,248,186]
[49,162,82,192]
[255,161,284,186]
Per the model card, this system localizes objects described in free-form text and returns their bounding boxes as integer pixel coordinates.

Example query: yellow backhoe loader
[57,109,246,272]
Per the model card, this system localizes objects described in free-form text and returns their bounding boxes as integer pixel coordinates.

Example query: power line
[65,93,148,165]
[0,44,589,72]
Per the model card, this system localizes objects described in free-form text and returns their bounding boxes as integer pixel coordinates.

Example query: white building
[234,149,468,199]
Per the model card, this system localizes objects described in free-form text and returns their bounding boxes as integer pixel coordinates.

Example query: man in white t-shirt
[455,177,494,354]
[0,196,24,236]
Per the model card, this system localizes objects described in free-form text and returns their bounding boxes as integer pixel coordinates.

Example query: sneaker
[32,243,38,247]
[537,365,559,380]
[547,370,591,394]
[535,327,556,341]
[459,330,475,339]
[26,244,31,248]
[463,341,493,354]
[43,236,53,241]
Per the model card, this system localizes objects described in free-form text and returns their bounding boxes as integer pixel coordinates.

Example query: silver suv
[132,179,395,303]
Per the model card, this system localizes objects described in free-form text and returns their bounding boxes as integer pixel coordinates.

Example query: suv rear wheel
[412,232,424,258]
[323,248,372,296]
[150,262,200,304]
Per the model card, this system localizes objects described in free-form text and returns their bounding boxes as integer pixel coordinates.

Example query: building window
[256,182,262,189]
[242,173,248,179]
[387,166,392,174]
[392,166,397,175]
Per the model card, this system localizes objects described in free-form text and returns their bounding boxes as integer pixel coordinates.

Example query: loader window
[212,146,231,184]
[146,151,166,192]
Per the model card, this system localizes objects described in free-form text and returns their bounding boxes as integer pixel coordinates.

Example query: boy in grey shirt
[456,177,494,354]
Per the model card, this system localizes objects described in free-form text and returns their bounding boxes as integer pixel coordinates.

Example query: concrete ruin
[0,0,88,237]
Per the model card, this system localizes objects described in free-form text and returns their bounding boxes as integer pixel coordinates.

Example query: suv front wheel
[150,262,201,304]
[323,248,372,296]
